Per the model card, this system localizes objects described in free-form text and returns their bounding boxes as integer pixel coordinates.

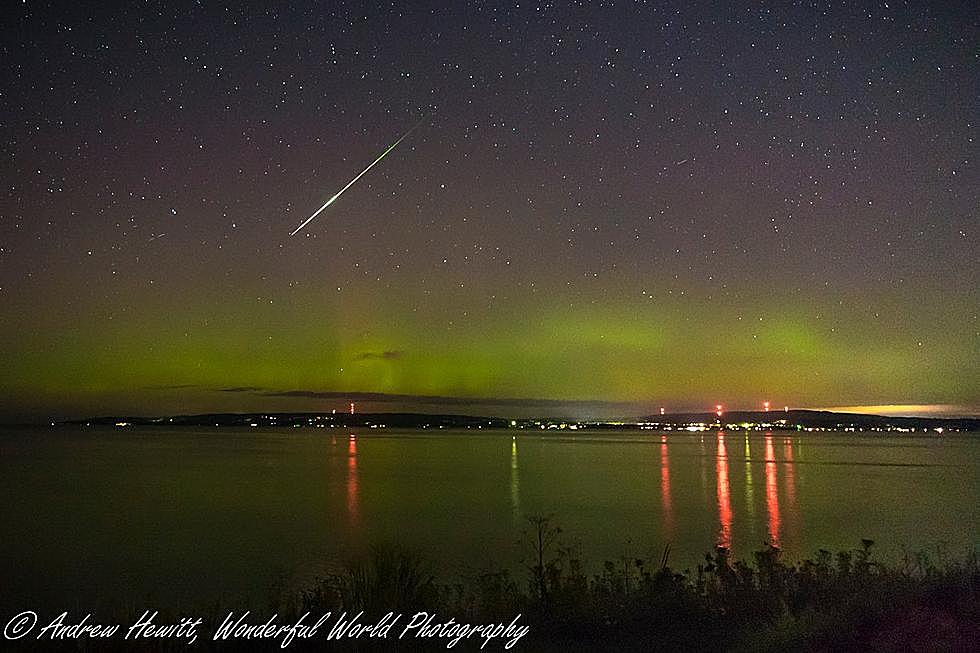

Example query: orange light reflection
[765,433,780,547]
[347,435,359,524]
[660,435,674,537]
[716,432,732,549]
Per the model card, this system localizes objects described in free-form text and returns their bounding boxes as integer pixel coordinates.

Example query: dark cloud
[218,386,266,393]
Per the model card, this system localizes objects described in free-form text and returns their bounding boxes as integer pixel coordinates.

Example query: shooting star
[289,118,426,236]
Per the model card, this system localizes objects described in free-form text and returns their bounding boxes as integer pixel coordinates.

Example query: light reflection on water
[765,433,781,547]
[660,435,673,538]
[511,436,521,526]
[716,432,732,549]
[744,434,754,522]
[347,435,359,525]
[0,426,976,613]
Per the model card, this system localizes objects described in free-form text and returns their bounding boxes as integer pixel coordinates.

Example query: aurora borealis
[1,1,977,420]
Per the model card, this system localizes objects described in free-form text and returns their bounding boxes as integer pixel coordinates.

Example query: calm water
[1,426,977,613]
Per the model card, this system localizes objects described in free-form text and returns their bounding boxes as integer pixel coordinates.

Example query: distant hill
[635,409,979,432]
[63,409,979,432]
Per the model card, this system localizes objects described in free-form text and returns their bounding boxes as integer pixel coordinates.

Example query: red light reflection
[716,432,732,549]
[660,435,674,536]
[765,433,780,547]
[347,435,359,523]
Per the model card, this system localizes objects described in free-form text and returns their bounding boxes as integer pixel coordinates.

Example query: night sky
[1,1,977,420]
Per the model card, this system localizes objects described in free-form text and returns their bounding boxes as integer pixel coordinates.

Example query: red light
[715,404,723,417]
[763,401,770,412]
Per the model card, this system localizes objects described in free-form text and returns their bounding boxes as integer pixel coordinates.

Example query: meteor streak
[289,118,425,236]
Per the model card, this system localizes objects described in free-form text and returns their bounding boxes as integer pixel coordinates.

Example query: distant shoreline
[53,409,980,433]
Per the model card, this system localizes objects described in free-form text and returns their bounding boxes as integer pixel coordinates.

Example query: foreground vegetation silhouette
[17,516,979,651]
[294,516,978,651]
